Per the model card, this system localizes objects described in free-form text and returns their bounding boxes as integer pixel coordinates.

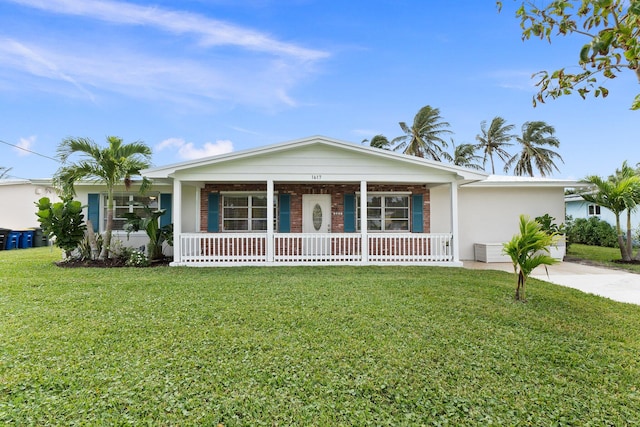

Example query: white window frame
[356,192,411,232]
[102,192,160,232]
[221,192,278,232]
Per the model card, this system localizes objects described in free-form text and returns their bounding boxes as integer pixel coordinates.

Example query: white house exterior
[2,136,577,264]
[434,176,570,261]
[0,179,60,229]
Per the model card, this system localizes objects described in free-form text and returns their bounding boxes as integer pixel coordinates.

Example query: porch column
[172,177,182,264]
[450,181,460,263]
[360,180,368,263]
[266,179,274,263]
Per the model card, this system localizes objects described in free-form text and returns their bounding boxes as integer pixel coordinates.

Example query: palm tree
[54,136,152,260]
[0,166,12,179]
[505,121,563,177]
[475,116,515,174]
[362,134,393,150]
[581,171,640,261]
[609,161,640,260]
[392,105,452,161]
[503,215,558,301]
[451,141,483,170]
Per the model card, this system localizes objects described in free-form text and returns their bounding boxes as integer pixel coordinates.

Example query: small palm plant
[122,205,172,261]
[503,215,559,302]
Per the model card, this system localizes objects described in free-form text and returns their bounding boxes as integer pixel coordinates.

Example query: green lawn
[1,247,640,425]
[567,243,640,273]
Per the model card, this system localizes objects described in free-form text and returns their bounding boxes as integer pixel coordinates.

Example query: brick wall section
[200,183,430,233]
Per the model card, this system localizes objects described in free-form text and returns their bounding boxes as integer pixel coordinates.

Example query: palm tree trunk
[616,215,630,261]
[515,271,525,301]
[99,190,114,260]
[626,211,633,258]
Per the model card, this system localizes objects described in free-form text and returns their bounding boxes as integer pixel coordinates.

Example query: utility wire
[0,139,60,162]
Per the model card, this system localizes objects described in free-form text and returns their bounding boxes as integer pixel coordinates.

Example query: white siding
[173,144,461,183]
[434,184,566,260]
[0,181,60,229]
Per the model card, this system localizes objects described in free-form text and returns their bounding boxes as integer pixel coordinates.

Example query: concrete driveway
[463,260,640,306]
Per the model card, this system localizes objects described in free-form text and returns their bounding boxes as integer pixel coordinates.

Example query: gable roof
[142,135,489,184]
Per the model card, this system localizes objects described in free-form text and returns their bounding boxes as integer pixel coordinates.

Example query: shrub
[565,216,618,248]
[125,249,150,267]
[35,196,87,259]
[535,213,565,236]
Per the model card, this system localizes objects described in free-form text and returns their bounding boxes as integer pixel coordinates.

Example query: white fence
[178,233,453,266]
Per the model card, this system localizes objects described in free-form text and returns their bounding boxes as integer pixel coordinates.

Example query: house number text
[311,174,322,180]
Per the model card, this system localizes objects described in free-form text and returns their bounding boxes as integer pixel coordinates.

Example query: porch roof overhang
[142,135,489,185]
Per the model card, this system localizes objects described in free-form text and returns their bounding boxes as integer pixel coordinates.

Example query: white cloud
[0,0,329,109]
[15,135,36,157]
[6,0,328,61]
[0,38,95,101]
[156,138,233,160]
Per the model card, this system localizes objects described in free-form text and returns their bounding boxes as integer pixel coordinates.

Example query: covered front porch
[169,178,462,267]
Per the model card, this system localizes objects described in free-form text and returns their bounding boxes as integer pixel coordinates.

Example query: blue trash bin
[19,230,34,249]
[6,231,21,250]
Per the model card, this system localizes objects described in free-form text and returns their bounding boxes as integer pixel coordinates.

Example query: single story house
[1,136,576,265]
[140,136,574,266]
[565,193,640,233]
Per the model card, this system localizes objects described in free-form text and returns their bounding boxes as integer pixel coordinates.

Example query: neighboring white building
[2,136,578,264]
[0,179,60,229]
[565,194,640,233]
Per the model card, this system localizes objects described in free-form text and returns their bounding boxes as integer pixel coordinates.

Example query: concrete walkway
[463,260,640,305]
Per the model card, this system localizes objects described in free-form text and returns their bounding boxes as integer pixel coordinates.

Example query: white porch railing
[181,233,267,264]
[368,233,452,263]
[177,232,453,266]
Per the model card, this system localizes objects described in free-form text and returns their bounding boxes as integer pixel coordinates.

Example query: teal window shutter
[412,194,423,233]
[87,194,100,232]
[279,194,290,232]
[344,194,356,232]
[159,194,172,227]
[207,193,219,232]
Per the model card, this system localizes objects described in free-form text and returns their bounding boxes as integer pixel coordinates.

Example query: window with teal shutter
[279,194,290,232]
[344,194,356,232]
[207,193,219,232]
[87,194,100,232]
[159,194,172,227]
[412,194,423,233]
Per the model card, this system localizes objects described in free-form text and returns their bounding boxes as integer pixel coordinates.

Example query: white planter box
[548,242,566,261]
[474,243,510,263]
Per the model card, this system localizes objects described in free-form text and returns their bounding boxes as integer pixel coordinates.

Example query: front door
[302,194,331,255]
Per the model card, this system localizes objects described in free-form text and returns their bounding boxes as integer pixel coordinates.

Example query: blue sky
[0,0,638,181]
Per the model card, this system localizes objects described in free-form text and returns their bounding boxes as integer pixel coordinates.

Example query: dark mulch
[56,257,173,268]
[612,259,640,265]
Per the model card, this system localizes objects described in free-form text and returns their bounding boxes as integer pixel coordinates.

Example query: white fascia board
[463,175,585,188]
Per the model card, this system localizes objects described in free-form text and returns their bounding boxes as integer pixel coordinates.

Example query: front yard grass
[1,247,640,425]
[567,243,640,273]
